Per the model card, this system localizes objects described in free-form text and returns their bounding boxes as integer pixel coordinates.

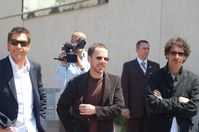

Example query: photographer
[55,31,90,132]
[55,31,90,91]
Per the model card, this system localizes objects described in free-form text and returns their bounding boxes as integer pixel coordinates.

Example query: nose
[17,43,22,48]
[175,53,181,58]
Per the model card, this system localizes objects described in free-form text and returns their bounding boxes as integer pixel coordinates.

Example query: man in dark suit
[145,37,199,132]
[57,43,124,132]
[121,40,160,132]
[0,27,46,132]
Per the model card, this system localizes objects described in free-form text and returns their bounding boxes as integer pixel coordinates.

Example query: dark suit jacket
[121,59,160,118]
[57,72,124,132]
[145,64,199,132]
[0,56,47,132]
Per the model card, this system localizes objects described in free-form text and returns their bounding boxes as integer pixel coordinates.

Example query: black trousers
[126,117,146,132]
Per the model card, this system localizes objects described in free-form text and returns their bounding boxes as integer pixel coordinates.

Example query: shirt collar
[9,54,30,73]
[137,57,147,65]
[81,50,86,58]
[165,61,183,75]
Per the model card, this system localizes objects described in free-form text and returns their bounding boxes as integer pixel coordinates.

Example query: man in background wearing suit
[121,40,160,132]
[0,27,46,132]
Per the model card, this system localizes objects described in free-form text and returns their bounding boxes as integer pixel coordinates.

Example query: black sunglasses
[10,39,29,47]
[96,56,109,61]
[170,51,185,57]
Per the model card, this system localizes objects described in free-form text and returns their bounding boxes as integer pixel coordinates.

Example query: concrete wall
[1,0,199,131]
[1,0,199,88]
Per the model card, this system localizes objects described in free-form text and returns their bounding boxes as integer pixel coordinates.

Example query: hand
[178,96,190,104]
[75,54,84,70]
[0,126,15,132]
[59,51,67,66]
[122,108,131,119]
[153,89,162,100]
[79,104,96,115]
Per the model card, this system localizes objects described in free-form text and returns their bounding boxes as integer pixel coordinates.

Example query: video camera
[61,38,86,63]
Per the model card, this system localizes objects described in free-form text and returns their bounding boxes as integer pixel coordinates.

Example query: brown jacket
[57,72,124,132]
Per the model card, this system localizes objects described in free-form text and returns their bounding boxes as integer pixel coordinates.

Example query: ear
[27,44,30,51]
[7,44,10,51]
[182,56,187,63]
[136,47,138,52]
[165,54,169,60]
[87,56,91,63]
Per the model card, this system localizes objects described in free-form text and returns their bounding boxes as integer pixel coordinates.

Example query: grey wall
[0,0,199,88]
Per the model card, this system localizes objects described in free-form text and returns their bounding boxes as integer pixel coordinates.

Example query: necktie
[141,61,147,72]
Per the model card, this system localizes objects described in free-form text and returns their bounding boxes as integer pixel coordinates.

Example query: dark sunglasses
[170,51,185,57]
[96,56,109,61]
[10,39,29,47]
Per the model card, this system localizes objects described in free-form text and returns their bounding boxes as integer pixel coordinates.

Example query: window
[22,0,108,19]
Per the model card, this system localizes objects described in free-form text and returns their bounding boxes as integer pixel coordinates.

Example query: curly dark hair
[164,37,191,57]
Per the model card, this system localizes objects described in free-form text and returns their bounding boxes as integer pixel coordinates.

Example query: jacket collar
[82,72,112,105]
[164,62,183,75]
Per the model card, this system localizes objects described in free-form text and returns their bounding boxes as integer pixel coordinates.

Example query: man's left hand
[79,104,96,115]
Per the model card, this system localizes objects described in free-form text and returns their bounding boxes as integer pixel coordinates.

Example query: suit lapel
[7,74,17,101]
[146,60,154,76]
[29,62,39,100]
[4,57,17,101]
[102,73,112,105]
[134,59,146,76]
[80,73,89,98]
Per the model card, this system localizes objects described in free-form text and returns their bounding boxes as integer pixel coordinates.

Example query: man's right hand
[59,51,67,66]
[153,89,163,100]
[0,126,15,132]
[178,96,190,104]
[122,108,131,119]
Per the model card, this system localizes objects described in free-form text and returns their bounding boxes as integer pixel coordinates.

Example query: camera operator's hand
[59,51,67,66]
[75,54,84,70]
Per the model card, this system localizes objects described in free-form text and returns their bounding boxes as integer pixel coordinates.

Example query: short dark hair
[136,40,149,48]
[88,43,108,57]
[164,37,191,57]
[7,26,31,43]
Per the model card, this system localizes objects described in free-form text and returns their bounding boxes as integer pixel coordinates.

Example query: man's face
[71,34,86,56]
[71,35,80,44]
[136,42,150,60]
[166,46,187,69]
[88,47,109,76]
[7,33,30,64]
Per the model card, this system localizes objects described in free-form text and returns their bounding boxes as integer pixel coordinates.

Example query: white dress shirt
[9,55,37,132]
[170,75,178,132]
[137,57,147,73]
[55,50,90,92]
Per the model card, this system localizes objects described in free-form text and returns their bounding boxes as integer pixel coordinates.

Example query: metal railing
[0,0,108,20]
[45,88,61,120]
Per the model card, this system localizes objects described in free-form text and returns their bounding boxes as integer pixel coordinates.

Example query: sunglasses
[10,39,29,47]
[170,51,185,57]
[96,56,109,62]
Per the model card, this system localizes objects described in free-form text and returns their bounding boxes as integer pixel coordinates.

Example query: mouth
[172,59,182,65]
[99,66,105,70]
[98,65,105,70]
